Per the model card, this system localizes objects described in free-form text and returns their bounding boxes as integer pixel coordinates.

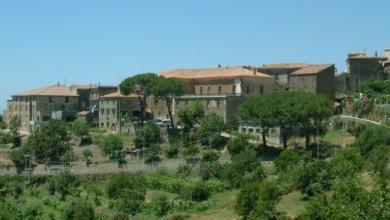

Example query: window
[248,128,254,133]
[65,97,69,103]
[49,97,53,103]
[232,85,236,94]
[218,86,222,94]
[246,85,250,94]
[259,85,264,94]
[256,128,261,133]
[207,86,211,95]
[200,87,203,94]
[241,127,246,133]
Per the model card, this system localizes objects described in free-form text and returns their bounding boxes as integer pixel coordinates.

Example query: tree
[144,144,161,165]
[274,149,301,173]
[198,113,228,149]
[355,125,390,156]
[330,147,363,179]
[368,145,390,188]
[150,76,188,129]
[10,146,31,173]
[359,79,390,95]
[50,171,79,200]
[99,134,123,159]
[177,101,205,132]
[239,91,333,149]
[27,120,70,162]
[236,181,281,220]
[239,96,275,146]
[9,115,21,146]
[227,133,254,157]
[71,120,89,137]
[297,160,332,197]
[134,122,160,148]
[201,150,220,163]
[119,73,158,125]
[64,199,95,220]
[106,173,146,216]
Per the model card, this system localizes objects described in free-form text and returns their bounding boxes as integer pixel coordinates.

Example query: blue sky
[1,0,389,111]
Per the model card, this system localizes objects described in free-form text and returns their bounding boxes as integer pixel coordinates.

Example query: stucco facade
[5,84,79,132]
[98,92,139,133]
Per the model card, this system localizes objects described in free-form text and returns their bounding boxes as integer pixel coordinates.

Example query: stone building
[289,64,335,99]
[70,84,117,111]
[159,66,273,122]
[336,52,388,95]
[256,63,336,98]
[98,91,139,133]
[4,84,79,132]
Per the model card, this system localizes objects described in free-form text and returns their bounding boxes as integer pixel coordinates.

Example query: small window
[200,87,203,95]
[218,86,222,94]
[246,85,250,94]
[241,127,246,133]
[256,128,261,133]
[232,85,236,94]
[49,97,53,103]
[207,86,211,95]
[259,85,264,94]
[65,97,69,103]
[248,128,254,133]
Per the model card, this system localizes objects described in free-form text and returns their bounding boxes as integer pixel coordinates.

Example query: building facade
[4,84,79,132]
[159,66,273,122]
[98,92,139,133]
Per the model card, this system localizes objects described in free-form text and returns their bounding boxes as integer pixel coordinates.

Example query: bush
[330,147,363,179]
[165,143,179,158]
[99,134,123,159]
[201,150,220,163]
[144,144,161,165]
[64,199,95,220]
[199,161,226,181]
[106,173,145,215]
[150,194,171,217]
[176,164,192,178]
[297,160,332,197]
[190,183,209,202]
[50,171,79,200]
[227,133,254,157]
[235,181,281,219]
[21,198,44,220]
[134,122,160,148]
[274,149,301,173]
[355,125,390,155]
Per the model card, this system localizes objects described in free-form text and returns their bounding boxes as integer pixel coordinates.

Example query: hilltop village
[3,50,390,137]
[0,50,389,220]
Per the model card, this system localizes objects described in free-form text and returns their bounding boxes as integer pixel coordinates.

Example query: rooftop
[291,64,334,75]
[257,63,308,69]
[70,84,117,90]
[100,91,138,99]
[13,84,79,97]
[160,66,272,79]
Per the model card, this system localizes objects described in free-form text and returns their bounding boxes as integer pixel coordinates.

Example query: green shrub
[176,164,192,178]
[274,149,301,173]
[64,199,95,220]
[297,160,332,197]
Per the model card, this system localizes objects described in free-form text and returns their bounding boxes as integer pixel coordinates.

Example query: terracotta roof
[100,91,138,99]
[291,64,334,75]
[257,63,308,69]
[347,53,387,60]
[160,66,272,79]
[70,84,99,89]
[13,84,79,97]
